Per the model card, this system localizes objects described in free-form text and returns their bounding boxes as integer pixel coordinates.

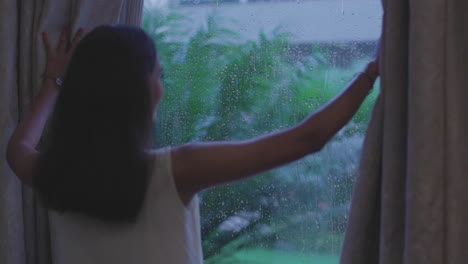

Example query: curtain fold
[340,0,468,263]
[0,1,144,263]
[1,1,25,264]
[444,2,468,261]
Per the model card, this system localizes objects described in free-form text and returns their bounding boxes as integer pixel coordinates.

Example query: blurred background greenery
[143,6,378,263]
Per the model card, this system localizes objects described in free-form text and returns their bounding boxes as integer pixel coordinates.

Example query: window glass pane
[144,0,382,262]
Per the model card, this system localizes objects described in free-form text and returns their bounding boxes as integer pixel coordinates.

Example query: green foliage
[144,9,240,144]
[143,6,378,263]
[222,248,339,264]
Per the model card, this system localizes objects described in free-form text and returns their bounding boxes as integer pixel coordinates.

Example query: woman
[7,25,379,263]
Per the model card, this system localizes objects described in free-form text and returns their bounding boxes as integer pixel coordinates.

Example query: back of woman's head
[35,25,157,222]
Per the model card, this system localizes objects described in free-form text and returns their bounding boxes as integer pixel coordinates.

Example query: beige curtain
[0,1,144,263]
[340,0,468,263]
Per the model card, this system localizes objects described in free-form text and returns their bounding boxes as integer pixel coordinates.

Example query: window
[144,0,381,262]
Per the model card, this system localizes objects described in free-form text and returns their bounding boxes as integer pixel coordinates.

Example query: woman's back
[48,148,203,264]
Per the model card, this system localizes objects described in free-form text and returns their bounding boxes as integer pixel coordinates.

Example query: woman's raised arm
[6,27,83,186]
[171,58,379,204]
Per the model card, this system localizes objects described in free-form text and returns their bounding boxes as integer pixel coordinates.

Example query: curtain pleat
[0,1,26,263]
[341,0,468,263]
[444,1,468,262]
[0,1,144,263]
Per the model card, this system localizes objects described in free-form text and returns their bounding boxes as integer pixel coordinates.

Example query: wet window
[144,0,381,262]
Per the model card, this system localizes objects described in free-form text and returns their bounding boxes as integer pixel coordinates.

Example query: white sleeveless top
[48,148,203,264]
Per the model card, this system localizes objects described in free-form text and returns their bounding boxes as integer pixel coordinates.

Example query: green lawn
[214,248,339,264]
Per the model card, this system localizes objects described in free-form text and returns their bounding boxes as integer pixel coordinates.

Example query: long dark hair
[35,25,157,222]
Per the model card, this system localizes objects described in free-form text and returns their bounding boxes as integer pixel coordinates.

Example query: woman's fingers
[42,32,53,55]
[374,38,381,61]
[69,28,84,54]
[43,27,83,55]
[57,27,69,53]
[374,38,381,74]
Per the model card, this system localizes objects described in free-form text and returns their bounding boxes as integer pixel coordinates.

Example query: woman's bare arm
[6,80,59,186]
[172,60,379,203]
[6,28,83,186]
